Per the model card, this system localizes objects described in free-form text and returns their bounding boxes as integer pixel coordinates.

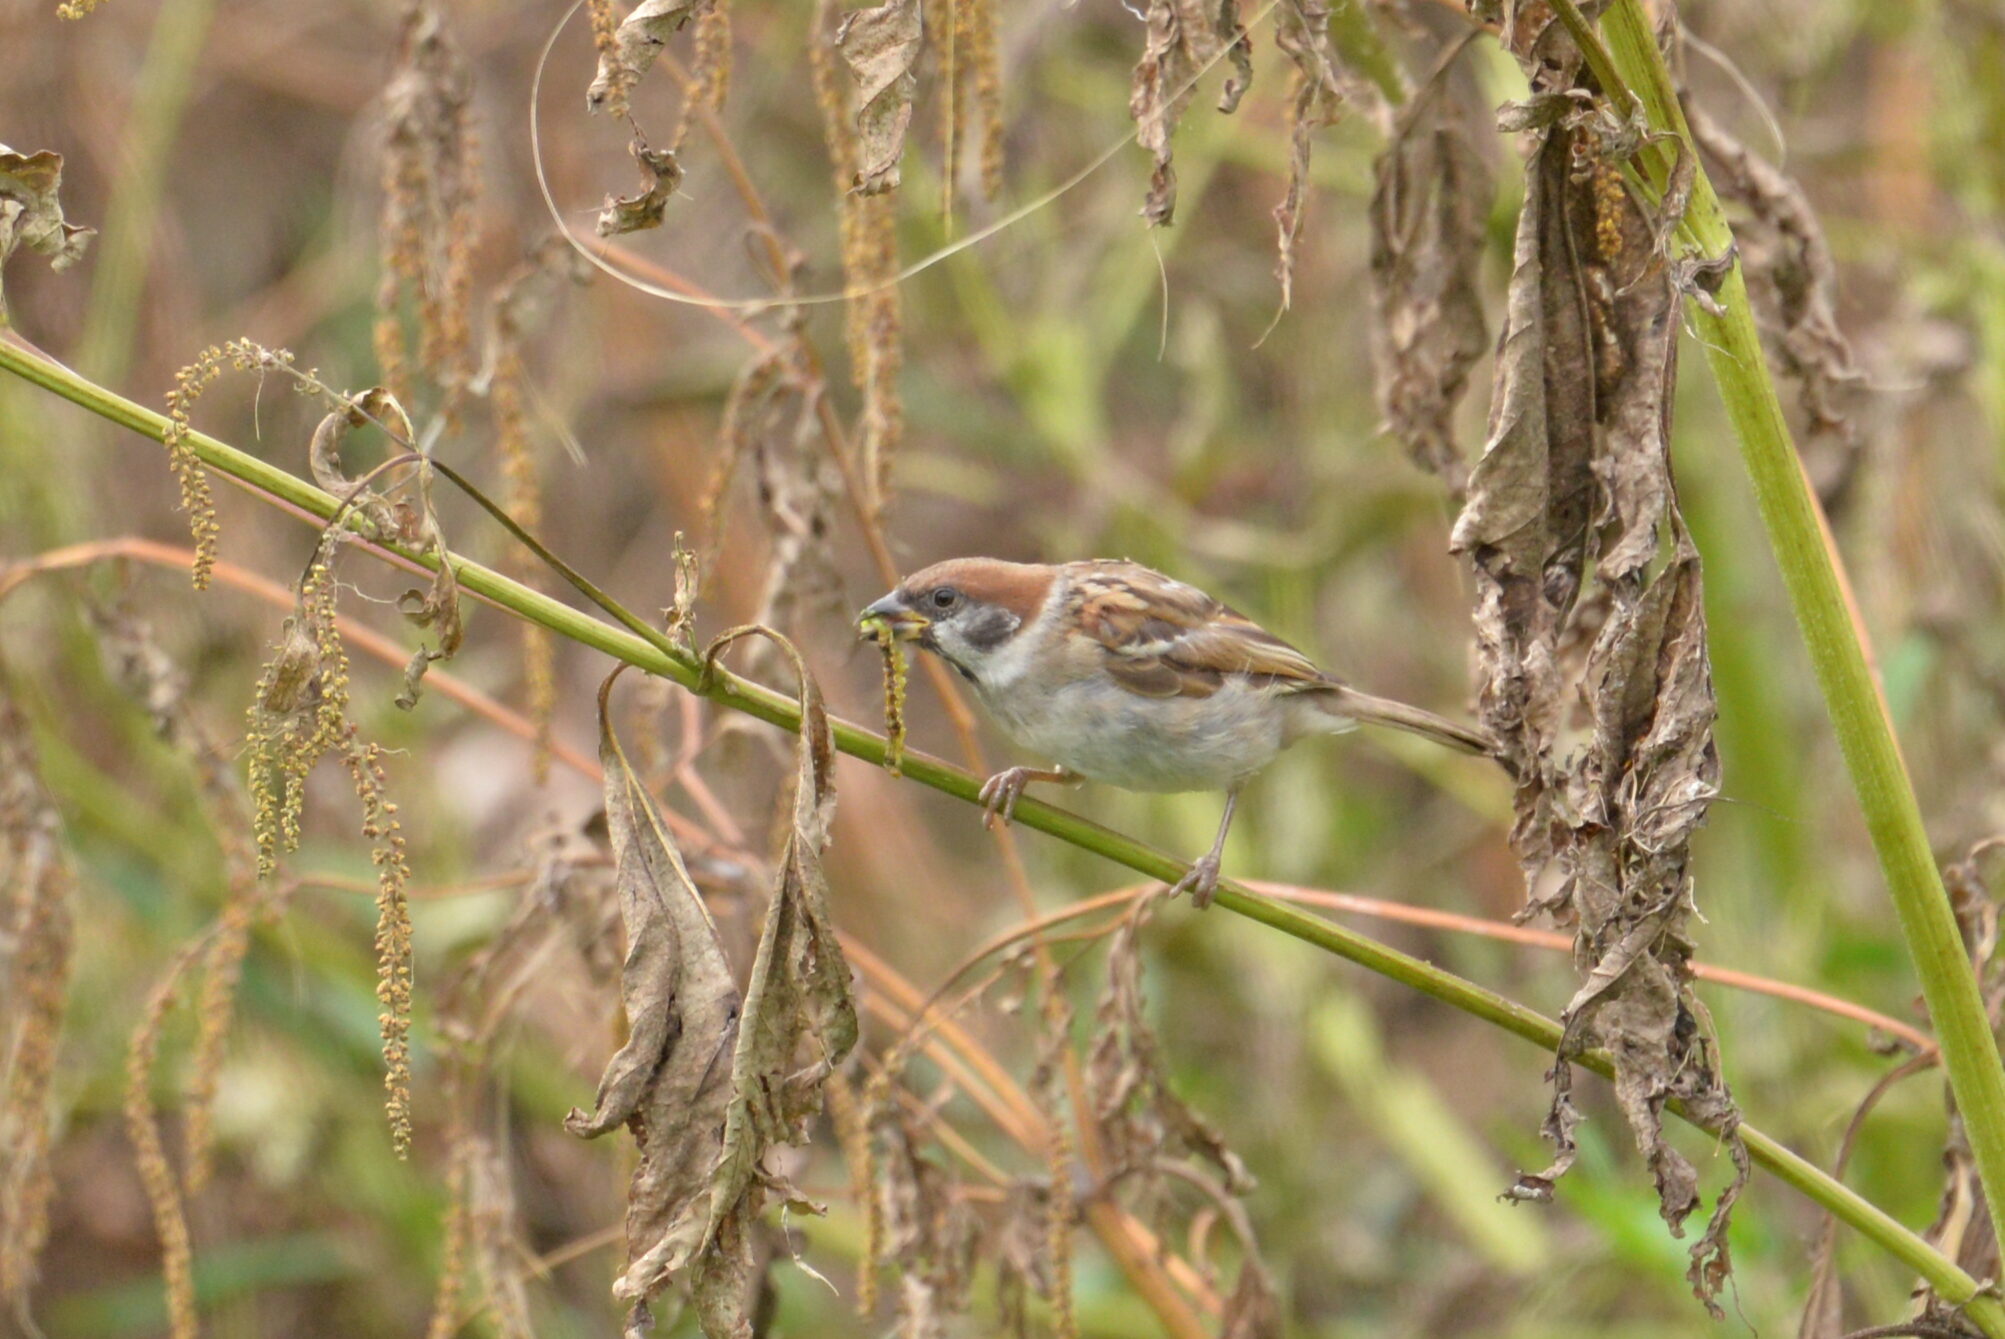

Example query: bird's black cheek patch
[960,606,1021,652]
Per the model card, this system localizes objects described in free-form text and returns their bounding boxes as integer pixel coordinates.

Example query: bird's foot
[1169,852,1224,910]
[978,767,1036,829]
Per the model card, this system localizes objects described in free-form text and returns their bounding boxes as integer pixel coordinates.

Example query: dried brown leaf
[598,140,685,237]
[1270,0,1387,305]
[589,0,712,112]
[0,145,93,322]
[836,0,924,195]
[1128,0,1195,227]
[693,620,858,1172]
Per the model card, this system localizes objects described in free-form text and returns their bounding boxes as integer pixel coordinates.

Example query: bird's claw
[1169,852,1224,910]
[979,768,1031,829]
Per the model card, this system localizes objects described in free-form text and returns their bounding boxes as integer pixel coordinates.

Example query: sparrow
[859,557,1496,908]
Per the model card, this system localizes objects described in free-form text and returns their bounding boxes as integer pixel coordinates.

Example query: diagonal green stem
[3,335,2001,1333]
[1592,0,2005,1289]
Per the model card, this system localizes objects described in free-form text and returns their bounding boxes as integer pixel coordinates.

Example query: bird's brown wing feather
[1067,561,1331,700]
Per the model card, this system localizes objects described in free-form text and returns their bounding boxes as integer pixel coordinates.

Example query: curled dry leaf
[572,640,856,1337]
[1450,15,1745,1312]
[308,387,419,541]
[1367,57,1491,490]
[588,0,712,113]
[0,145,94,322]
[395,460,465,711]
[598,139,685,237]
[835,0,924,195]
[1128,0,1252,226]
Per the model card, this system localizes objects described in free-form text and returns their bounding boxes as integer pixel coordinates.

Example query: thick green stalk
[1597,0,2005,1253]
[5,340,2003,1331]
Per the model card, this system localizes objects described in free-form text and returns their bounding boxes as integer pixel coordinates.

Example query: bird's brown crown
[898,557,1054,623]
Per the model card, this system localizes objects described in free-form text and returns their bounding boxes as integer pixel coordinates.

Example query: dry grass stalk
[969,0,1002,197]
[480,241,587,779]
[0,678,74,1316]
[376,2,480,415]
[813,0,906,517]
[125,952,203,1339]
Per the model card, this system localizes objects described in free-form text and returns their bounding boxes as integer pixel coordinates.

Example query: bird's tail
[1320,687,1497,757]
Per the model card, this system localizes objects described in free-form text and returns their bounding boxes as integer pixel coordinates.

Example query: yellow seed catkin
[163,348,226,589]
[864,619,908,774]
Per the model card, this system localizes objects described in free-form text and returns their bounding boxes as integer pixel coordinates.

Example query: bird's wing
[1068,561,1331,700]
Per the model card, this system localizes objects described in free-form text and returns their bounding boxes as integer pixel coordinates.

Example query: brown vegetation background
[3,0,2005,1335]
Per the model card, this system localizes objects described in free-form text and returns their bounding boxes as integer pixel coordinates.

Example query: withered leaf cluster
[0,145,93,324]
[569,648,855,1338]
[1444,13,1746,1313]
[1128,0,1252,227]
[1087,895,1252,1205]
[1086,894,1279,1337]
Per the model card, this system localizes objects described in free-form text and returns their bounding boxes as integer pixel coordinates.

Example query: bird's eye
[931,586,960,610]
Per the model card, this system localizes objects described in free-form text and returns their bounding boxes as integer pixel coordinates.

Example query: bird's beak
[857,590,928,641]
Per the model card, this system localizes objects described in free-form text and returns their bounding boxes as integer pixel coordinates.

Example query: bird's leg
[1170,788,1240,910]
[978,765,1079,828]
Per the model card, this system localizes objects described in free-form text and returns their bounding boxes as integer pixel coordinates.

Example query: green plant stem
[1595,0,2005,1279]
[5,337,2002,1333]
